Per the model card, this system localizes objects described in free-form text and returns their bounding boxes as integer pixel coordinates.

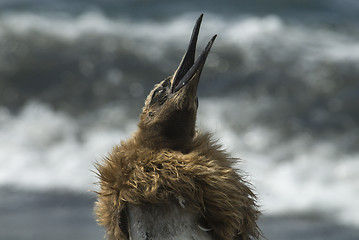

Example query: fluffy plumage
[95,132,260,240]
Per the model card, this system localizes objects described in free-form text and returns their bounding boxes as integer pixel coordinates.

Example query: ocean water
[1,1,359,239]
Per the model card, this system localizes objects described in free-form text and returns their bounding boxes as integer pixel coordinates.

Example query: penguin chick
[95,14,261,240]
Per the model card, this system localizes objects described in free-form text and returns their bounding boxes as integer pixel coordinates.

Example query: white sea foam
[1,11,359,64]
[197,97,359,227]
[0,102,135,191]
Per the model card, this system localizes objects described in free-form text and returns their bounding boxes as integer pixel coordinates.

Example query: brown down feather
[95,130,261,240]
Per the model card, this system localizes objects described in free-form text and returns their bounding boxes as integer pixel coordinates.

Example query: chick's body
[95,15,260,240]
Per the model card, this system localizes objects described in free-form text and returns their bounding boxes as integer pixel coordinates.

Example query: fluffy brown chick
[95,14,261,240]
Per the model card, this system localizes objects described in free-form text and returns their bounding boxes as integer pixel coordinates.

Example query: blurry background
[1,0,359,239]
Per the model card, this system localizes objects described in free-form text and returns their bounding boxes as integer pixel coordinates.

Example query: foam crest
[1,12,359,63]
[0,102,134,191]
[197,97,359,227]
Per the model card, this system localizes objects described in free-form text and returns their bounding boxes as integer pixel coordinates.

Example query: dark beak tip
[172,15,217,93]
[198,13,204,22]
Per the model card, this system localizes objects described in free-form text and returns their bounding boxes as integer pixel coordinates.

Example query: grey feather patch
[198,225,212,232]
[177,196,186,209]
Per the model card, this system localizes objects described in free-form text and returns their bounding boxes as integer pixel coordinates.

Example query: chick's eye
[150,87,167,105]
[152,88,163,98]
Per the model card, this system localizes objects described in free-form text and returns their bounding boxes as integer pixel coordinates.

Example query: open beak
[171,14,217,94]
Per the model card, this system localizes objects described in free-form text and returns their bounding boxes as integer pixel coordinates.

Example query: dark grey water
[1,189,359,240]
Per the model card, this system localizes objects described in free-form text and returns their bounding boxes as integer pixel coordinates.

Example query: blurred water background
[1,0,359,239]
